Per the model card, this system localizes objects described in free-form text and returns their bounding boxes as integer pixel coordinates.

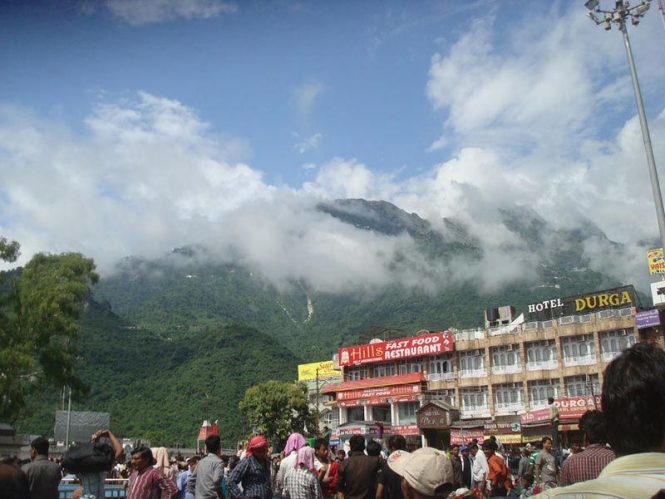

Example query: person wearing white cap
[386,448,454,499]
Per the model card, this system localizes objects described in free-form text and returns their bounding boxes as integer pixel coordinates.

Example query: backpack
[62,441,114,474]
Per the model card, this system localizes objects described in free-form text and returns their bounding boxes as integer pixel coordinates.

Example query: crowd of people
[2,342,665,499]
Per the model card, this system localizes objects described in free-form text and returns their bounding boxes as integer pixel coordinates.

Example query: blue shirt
[228,456,272,499]
[177,470,195,499]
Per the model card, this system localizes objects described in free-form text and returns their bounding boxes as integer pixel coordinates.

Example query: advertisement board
[647,248,665,274]
[520,395,601,424]
[337,383,421,401]
[391,424,420,436]
[450,428,484,445]
[338,331,454,367]
[297,361,342,381]
[636,309,661,329]
[527,285,636,319]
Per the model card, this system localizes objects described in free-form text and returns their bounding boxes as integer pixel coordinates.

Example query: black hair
[387,435,407,452]
[469,444,478,452]
[30,437,49,456]
[349,435,365,452]
[205,435,221,454]
[548,397,555,405]
[228,455,239,470]
[602,342,665,455]
[366,439,381,457]
[541,436,552,445]
[313,438,328,451]
[579,410,607,445]
[131,446,154,464]
[481,441,497,452]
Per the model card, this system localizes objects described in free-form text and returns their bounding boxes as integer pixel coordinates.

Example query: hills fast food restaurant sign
[338,331,454,367]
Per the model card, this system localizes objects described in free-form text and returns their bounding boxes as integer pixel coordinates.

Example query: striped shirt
[559,444,615,486]
[537,452,665,498]
[128,466,179,499]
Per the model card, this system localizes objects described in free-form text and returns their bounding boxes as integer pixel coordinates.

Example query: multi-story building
[323,285,665,448]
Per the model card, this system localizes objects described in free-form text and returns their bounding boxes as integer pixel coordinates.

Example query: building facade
[323,285,665,447]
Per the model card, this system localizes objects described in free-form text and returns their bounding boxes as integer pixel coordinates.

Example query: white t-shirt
[471,451,489,482]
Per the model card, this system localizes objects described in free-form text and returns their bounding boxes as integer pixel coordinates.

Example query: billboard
[54,411,110,443]
[651,281,665,306]
[636,309,661,329]
[527,285,636,319]
[297,361,342,381]
[520,395,601,425]
[338,331,454,367]
[647,248,665,274]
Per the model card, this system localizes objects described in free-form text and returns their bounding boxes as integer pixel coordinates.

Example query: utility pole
[585,0,665,253]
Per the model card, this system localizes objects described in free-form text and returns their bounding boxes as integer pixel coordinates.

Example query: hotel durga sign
[527,286,635,317]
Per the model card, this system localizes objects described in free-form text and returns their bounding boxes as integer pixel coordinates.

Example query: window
[458,351,486,377]
[398,402,419,424]
[600,329,636,361]
[428,389,455,407]
[526,341,558,370]
[529,379,560,408]
[347,406,364,421]
[373,362,396,378]
[565,375,600,397]
[397,360,422,375]
[460,387,488,415]
[491,346,520,373]
[428,355,454,380]
[562,335,596,366]
[345,366,369,381]
[494,383,523,411]
[372,405,391,423]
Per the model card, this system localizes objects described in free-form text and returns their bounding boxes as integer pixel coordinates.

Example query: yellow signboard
[647,248,665,275]
[297,361,341,381]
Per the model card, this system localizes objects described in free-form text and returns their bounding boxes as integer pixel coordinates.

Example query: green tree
[0,238,98,420]
[239,380,317,449]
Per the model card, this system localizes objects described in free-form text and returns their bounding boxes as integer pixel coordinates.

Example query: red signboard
[391,424,420,436]
[338,331,454,367]
[520,395,601,425]
[450,428,485,445]
[339,394,420,407]
[337,384,421,401]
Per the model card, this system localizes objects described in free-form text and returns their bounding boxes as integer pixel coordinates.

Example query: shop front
[416,401,459,449]
[520,395,599,446]
[484,417,522,447]
[450,420,486,446]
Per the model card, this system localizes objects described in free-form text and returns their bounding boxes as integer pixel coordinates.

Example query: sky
[1,0,665,294]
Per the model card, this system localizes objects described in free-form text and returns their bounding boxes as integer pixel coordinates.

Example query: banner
[391,424,420,436]
[450,428,484,445]
[337,384,421,401]
[339,394,420,407]
[339,331,454,367]
[298,361,342,381]
[647,248,665,274]
[521,395,601,424]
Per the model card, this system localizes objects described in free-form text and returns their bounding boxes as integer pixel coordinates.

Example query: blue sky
[1,0,665,292]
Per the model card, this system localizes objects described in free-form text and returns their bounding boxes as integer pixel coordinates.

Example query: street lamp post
[585,0,665,254]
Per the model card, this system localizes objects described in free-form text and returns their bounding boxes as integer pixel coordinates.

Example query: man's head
[388,448,454,499]
[481,441,496,458]
[130,447,153,473]
[205,435,221,455]
[335,449,346,462]
[313,438,329,463]
[468,444,479,457]
[450,445,459,457]
[388,434,407,453]
[541,436,552,452]
[186,456,199,471]
[30,437,49,459]
[521,448,531,457]
[602,342,665,455]
[570,442,582,454]
[366,439,382,457]
[349,435,365,453]
[548,397,555,405]
[579,410,607,446]
[460,446,469,458]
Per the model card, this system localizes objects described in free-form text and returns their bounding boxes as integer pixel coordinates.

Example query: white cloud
[293,82,323,118]
[294,133,323,154]
[105,0,237,26]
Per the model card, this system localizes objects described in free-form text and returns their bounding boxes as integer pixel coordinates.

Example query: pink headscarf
[296,446,316,471]
[246,435,269,457]
[283,433,306,456]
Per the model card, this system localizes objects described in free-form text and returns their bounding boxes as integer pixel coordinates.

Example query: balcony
[526,360,559,371]
[601,351,621,363]
[563,355,597,367]
[491,364,522,375]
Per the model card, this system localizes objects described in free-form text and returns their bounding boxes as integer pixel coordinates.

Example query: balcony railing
[426,372,456,381]
[491,364,522,375]
[601,351,621,362]
[563,355,597,367]
[526,360,559,371]
[459,369,487,379]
